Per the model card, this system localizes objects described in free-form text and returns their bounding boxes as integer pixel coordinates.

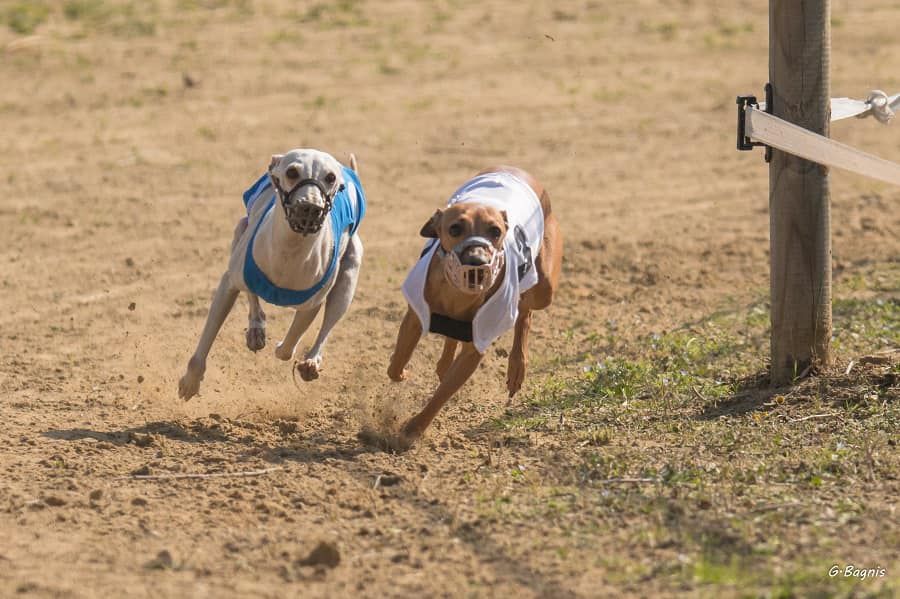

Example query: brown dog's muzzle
[460,245,492,266]
[441,236,505,294]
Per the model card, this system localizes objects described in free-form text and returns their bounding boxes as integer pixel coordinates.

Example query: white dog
[178,149,366,400]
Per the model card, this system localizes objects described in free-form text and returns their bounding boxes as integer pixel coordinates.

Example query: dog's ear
[419,210,443,238]
[268,154,283,173]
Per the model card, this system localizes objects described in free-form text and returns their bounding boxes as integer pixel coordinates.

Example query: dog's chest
[423,258,497,322]
[242,205,342,306]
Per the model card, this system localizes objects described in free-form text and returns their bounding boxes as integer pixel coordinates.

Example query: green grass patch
[4,3,50,34]
[290,0,367,28]
[511,284,896,424]
[63,0,110,21]
[86,1,157,35]
[701,19,754,50]
[521,325,751,417]
[176,0,251,11]
[3,0,160,37]
[833,297,899,353]
[481,265,898,597]
[638,19,679,41]
[688,556,885,597]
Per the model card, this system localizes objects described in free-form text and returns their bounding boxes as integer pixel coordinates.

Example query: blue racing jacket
[240,165,366,307]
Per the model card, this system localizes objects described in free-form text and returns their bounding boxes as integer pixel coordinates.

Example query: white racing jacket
[401,171,544,353]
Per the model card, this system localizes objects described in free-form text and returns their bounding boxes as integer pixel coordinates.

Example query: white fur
[178,149,363,399]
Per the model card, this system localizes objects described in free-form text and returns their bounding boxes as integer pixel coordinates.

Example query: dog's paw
[246,326,266,352]
[400,416,426,444]
[178,358,205,400]
[387,366,409,382]
[295,358,321,381]
[506,353,527,398]
[178,372,201,400]
[274,342,294,361]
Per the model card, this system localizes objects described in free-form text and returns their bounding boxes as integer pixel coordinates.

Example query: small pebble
[144,550,173,570]
[297,541,340,568]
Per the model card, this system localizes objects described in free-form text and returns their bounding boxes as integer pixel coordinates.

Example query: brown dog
[387,166,562,442]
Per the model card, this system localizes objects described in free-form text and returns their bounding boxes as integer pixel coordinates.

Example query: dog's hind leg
[507,308,532,398]
[506,205,563,398]
[245,293,266,352]
[178,272,240,400]
[296,234,363,381]
[227,216,267,353]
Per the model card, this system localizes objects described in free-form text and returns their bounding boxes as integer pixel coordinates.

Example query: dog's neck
[424,252,503,322]
[252,205,334,290]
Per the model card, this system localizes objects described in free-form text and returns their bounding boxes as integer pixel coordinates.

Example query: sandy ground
[1,1,898,597]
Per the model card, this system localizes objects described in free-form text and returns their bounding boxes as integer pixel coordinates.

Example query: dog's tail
[349,153,359,173]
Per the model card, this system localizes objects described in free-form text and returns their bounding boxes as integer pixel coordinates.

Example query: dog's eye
[285,166,299,179]
[488,226,502,239]
[448,223,463,237]
[324,172,336,185]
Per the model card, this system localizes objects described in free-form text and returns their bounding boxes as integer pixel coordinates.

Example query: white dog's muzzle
[274,177,344,235]
[440,237,505,294]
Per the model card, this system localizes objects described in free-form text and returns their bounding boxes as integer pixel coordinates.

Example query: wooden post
[769,0,832,385]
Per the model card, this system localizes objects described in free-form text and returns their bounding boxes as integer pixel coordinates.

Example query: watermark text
[828,565,886,580]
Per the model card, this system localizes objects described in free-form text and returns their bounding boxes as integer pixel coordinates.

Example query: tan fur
[387,166,563,442]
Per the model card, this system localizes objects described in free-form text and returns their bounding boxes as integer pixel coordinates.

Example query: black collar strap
[429,312,473,343]
[272,176,344,206]
[291,178,335,200]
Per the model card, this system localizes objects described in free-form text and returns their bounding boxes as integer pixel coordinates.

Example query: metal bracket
[736,83,773,162]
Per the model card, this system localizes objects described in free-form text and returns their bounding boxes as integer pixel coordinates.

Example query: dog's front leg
[387,307,422,382]
[296,235,363,381]
[507,308,532,398]
[245,293,266,352]
[178,272,240,400]
[274,306,321,361]
[402,343,483,440]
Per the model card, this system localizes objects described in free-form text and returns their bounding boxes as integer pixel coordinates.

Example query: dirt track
[1,1,898,597]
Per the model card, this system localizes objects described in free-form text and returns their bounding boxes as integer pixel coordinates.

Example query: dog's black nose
[460,247,490,266]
